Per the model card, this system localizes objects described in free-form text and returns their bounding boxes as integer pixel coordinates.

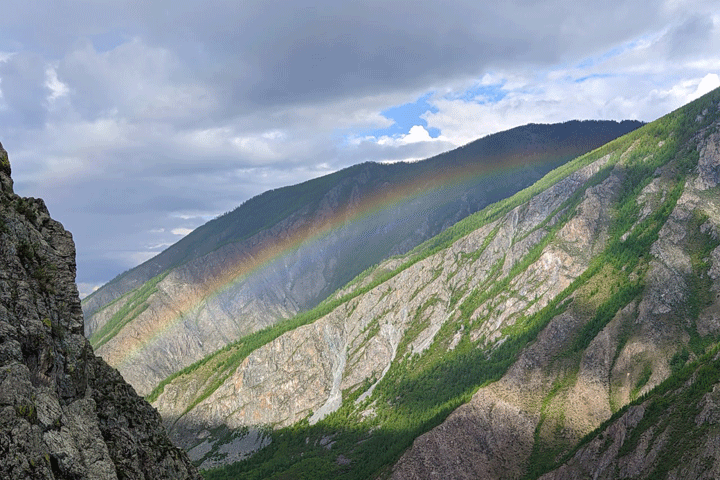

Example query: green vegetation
[630,362,653,400]
[669,347,690,374]
[89,272,169,349]
[686,210,720,355]
[17,240,36,265]
[15,403,36,422]
[169,88,720,479]
[526,368,580,477]
[0,147,10,176]
[15,198,37,224]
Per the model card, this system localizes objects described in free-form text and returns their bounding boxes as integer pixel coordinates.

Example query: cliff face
[0,144,201,479]
[82,121,641,397]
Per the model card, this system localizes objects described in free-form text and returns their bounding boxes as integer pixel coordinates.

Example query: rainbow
[108,148,575,370]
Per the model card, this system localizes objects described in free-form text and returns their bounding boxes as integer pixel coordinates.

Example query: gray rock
[0,151,201,479]
[695,131,720,190]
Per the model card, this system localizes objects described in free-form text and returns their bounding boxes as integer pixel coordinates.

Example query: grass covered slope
[176,87,720,479]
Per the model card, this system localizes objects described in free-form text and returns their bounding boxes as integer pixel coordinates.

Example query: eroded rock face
[156,153,619,458]
[696,131,720,190]
[0,147,200,479]
[390,391,536,480]
[389,116,720,479]
[84,121,643,397]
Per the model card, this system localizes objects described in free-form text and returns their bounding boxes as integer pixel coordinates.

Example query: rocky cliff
[536,348,720,479]
[163,88,720,479]
[0,145,201,479]
[83,120,640,396]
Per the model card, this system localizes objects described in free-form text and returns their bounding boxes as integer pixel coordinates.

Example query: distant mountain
[82,119,641,396]
[148,87,720,479]
[0,145,200,479]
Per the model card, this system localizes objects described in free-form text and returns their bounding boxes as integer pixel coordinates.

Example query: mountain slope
[538,347,720,479]
[0,146,201,479]
[389,91,720,480]
[82,120,640,396]
[154,88,720,478]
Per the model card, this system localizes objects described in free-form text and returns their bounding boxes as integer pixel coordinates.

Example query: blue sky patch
[360,92,441,139]
[573,73,616,83]
[90,31,128,52]
[359,83,508,142]
[574,38,643,70]
[443,82,507,104]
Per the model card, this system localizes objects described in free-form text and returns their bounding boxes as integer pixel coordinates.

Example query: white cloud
[146,242,173,250]
[376,125,445,146]
[128,251,158,266]
[693,73,720,100]
[45,65,69,104]
[171,227,193,236]
[3,0,719,290]
[77,282,101,299]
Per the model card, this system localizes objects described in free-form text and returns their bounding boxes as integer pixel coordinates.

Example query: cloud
[54,38,215,123]
[663,14,716,59]
[0,51,49,127]
[693,73,720,100]
[44,66,69,103]
[171,227,193,236]
[77,282,101,299]
[1,1,718,288]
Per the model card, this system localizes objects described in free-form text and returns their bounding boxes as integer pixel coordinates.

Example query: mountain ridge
[83,119,641,319]
[181,88,720,478]
[83,119,641,396]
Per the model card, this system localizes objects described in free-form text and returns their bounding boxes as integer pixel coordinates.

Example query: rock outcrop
[0,143,201,479]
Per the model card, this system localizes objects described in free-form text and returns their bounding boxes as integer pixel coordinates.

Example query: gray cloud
[0,51,49,127]
[664,14,716,59]
[0,1,717,293]
[3,1,671,114]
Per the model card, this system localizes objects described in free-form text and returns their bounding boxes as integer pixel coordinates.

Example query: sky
[0,1,719,297]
